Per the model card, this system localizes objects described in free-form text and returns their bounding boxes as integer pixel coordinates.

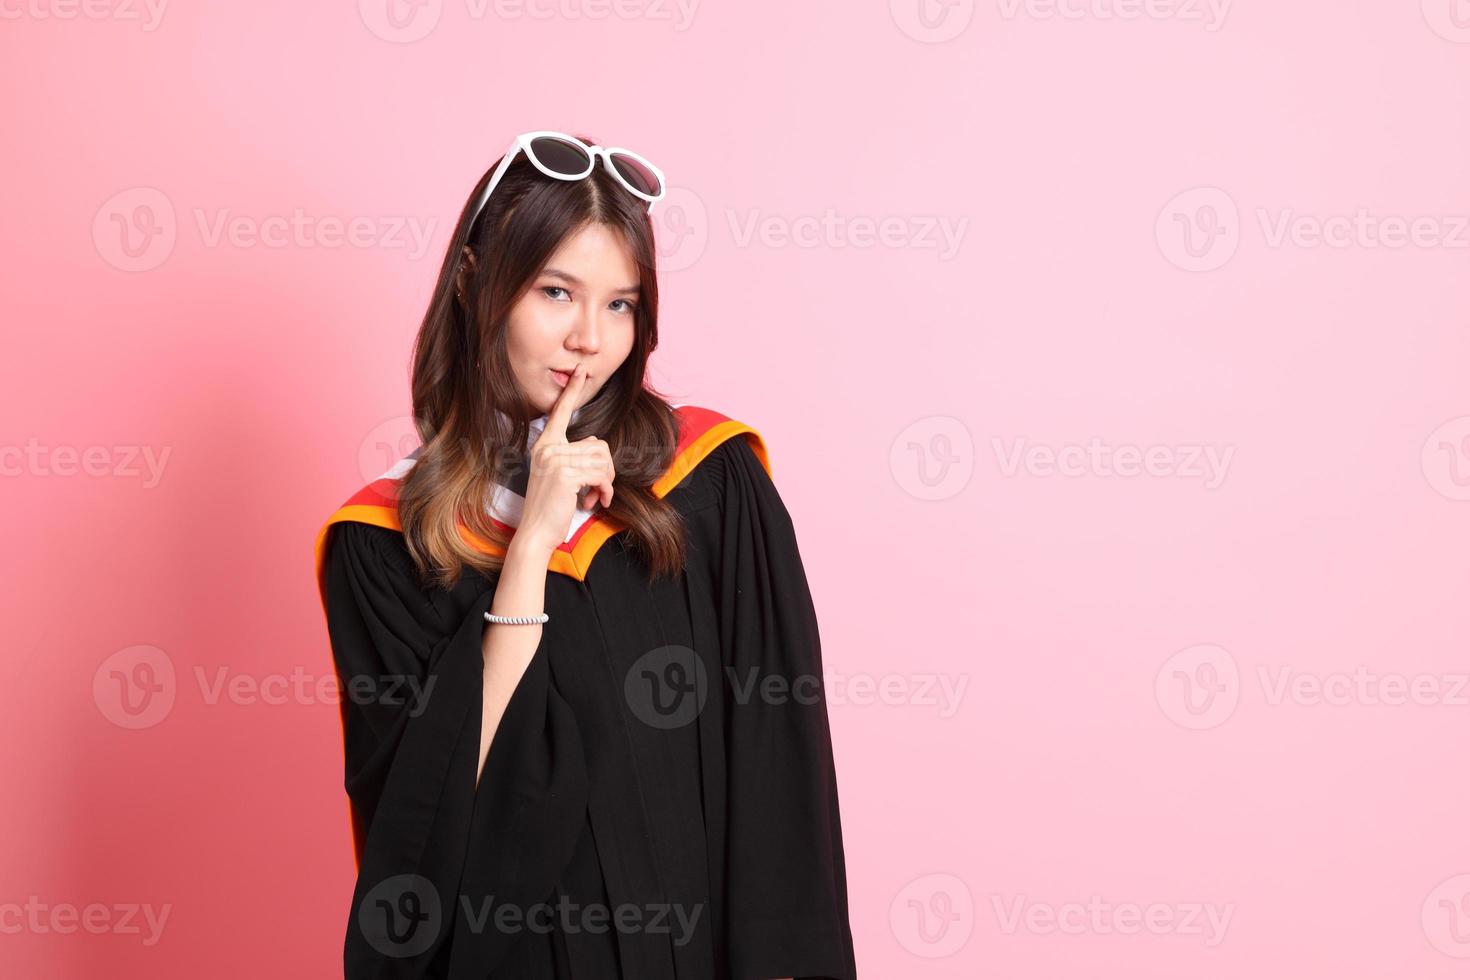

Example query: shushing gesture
[515,364,616,555]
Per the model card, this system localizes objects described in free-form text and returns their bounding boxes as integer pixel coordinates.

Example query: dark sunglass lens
[529,136,592,176]
[609,153,661,196]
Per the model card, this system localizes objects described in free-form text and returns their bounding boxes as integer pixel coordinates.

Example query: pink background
[5,1,1470,976]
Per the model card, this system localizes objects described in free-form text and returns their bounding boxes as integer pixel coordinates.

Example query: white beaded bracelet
[484,611,549,625]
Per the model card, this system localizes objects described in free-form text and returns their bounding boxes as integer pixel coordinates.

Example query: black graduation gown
[315,414,858,979]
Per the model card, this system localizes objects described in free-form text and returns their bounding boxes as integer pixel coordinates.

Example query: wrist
[506,532,556,565]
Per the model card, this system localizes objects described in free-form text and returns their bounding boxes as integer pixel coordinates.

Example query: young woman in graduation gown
[312,132,857,979]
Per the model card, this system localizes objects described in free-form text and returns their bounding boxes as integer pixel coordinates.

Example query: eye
[610,298,637,315]
[541,285,570,301]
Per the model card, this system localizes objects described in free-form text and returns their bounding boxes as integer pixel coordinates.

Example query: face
[504,221,640,417]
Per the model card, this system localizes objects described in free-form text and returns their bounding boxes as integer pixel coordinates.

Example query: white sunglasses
[466,130,666,230]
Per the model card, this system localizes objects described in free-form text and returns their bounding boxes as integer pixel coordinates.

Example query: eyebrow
[541,267,640,296]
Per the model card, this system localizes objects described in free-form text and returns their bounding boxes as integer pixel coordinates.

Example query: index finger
[540,363,587,444]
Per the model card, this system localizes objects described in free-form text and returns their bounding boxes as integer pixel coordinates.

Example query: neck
[494,405,584,447]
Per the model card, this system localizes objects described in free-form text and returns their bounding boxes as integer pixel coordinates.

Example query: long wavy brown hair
[398,134,685,590]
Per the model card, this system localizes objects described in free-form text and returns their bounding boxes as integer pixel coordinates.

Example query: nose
[566,305,602,356]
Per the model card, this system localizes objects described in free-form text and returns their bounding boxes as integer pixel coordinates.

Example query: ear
[455,245,478,302]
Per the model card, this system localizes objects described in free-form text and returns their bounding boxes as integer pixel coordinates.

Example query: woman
[312,132,857,978]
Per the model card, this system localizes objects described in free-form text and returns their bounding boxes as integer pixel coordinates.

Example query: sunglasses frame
[466,130,666,231]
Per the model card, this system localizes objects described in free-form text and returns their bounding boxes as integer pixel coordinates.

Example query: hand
[514,364,616,555]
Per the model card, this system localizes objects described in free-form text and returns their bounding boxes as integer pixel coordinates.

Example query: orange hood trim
[312,405,769,613]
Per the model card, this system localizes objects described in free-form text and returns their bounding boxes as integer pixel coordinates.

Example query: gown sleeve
[321,520,589,979]
[697,434,859,979]
[321,520,490,977]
